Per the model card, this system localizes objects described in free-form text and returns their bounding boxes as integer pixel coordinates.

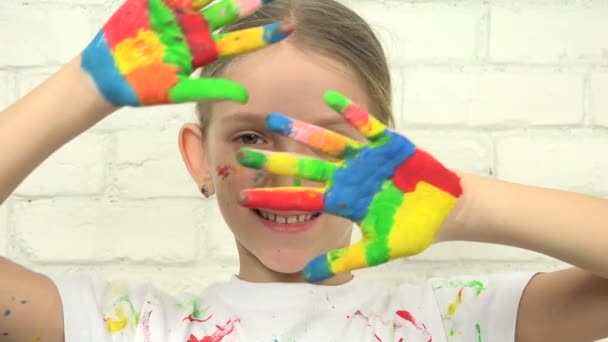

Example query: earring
[201,185,210,198]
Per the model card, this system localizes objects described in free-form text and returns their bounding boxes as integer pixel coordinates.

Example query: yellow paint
[358,115,385,138]
[328,242,368,274]
[448,289,463,315]
[113,29,165,75]
[216,26,266,58]
[387,182,457,258]
[266,153,298,176]
[105,307,129,332]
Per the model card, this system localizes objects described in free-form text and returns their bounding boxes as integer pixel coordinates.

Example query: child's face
[197,42,372,282]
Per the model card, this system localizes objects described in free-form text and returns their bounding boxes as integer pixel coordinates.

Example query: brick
[17,67,59,98]
[347,1,480,64]
[491,5,608,64]
[95,104,196,131]
[0,71,16,111]
[0,5,94,66]
[592,73,608,127]
[113,123,200,198]
[403,130,494,176]
[14,133,107,196]
[201,201,239,264]
[496,131,608,195]
[401,69,583,126]
[11,198,203,263]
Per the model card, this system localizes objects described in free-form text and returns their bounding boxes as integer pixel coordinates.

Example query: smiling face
[180,41,374,284]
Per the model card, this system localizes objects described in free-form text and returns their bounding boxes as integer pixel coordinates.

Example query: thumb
[303,240,388,283]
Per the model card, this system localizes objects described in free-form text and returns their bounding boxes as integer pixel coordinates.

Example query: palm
[238,91,463,282]
[82,0,290,106]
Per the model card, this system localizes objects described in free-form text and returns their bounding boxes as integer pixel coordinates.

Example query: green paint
[177,300,208,319]
[118,295,140,325]
[449,328,455,336]
[293,177,302,187]
[149,0,193,74]
[202,0,240,31]
[360,180,404,266]
[324,91,351,113]
[476,323,483,342]
[433,280,487,295]
[296,158,336,182]
[3,309,10,316]
[170,78,248,103]
[238,148,267,169]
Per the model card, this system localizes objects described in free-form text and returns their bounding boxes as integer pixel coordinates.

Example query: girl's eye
[234,133,266,145]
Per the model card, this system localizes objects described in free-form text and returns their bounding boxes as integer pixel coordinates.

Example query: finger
[164,0,214,11]
[324,90,387,141]
[239,187,325,211]
[202,0,274,31]
[237,148,338,182]
[266,112,362,159]
[215,22,293,58]
[169,78,249,103]
[303,241,374,283]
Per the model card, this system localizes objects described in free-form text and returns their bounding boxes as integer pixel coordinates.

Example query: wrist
[435,171,478,242]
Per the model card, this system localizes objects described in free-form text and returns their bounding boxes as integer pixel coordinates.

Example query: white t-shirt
[51,272,534,342]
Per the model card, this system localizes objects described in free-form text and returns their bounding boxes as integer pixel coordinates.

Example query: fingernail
[237,148,267,169]
[263,22,294,43]
[266,112,293,135]
[324,91,351,114]
[303,255,335,283]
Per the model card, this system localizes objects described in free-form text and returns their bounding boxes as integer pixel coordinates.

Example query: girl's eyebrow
[219,111,266,124]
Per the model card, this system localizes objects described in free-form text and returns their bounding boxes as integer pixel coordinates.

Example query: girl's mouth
[251,208,322,233]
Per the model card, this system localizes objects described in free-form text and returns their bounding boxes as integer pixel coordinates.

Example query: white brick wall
[1,1,607,339]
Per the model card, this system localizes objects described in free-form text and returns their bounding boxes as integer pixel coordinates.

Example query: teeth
[255,210,318,224]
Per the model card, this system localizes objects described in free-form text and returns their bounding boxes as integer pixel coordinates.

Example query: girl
[0,0,607,341]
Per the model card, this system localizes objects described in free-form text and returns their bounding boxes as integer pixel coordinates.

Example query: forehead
[209,42,371,125]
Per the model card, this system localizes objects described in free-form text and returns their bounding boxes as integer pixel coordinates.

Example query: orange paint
[125,63,179,105]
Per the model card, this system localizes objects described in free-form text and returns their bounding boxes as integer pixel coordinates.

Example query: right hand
[81,0,292,107]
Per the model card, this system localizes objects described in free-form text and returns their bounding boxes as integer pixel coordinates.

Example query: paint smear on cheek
[252,172,265,184]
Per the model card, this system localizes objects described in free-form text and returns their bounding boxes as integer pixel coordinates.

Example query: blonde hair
[196,0,394,130]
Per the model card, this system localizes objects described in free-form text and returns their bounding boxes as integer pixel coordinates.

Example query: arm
[438,174,608,342]
[0,57,114,204]
[0,1,291,341]
[0,57,109,342]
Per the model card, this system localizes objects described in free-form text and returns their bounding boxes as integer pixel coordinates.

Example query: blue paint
[262,22,291,44]
[266,113,292,136]
[81,32,140,106]
[303,254,334,283]
[324,131,415,221]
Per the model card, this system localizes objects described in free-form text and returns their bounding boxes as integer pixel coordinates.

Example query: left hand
[237,91,463,282]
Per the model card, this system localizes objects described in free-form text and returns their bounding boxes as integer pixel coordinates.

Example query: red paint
[216,165,233,180]
[188,318,239,342]
[343,104,371,133]
[396,310,432,342]
[240,189,325,211]
[103,0,151,49]
[392,149,463,197]
[172,10,218,67]
[182,313,213,323]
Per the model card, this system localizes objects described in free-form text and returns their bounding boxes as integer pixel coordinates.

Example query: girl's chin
[255,247,317,274]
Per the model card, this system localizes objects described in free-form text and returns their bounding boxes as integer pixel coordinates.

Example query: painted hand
[82,0,292,106]
[237,91,463,282]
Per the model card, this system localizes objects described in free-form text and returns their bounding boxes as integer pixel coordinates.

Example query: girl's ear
[178,123,216,197]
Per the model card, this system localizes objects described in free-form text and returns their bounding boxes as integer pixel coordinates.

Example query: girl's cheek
[214,163,264,191]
